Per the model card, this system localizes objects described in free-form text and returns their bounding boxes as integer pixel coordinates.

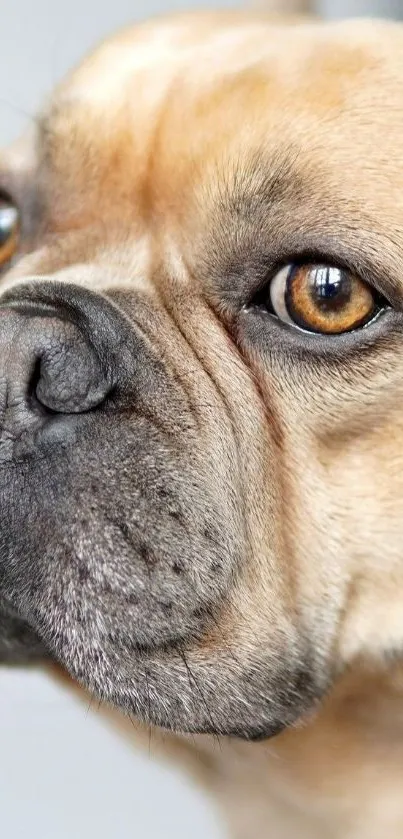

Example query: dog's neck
[63,656,403,837]
[181,659,403,839]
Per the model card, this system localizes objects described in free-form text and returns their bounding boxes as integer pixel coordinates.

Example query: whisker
[0,98,40,125]
[179,646,222,752]
[85,692,95,718]
[127,712,137,729]
[144,664,153,757]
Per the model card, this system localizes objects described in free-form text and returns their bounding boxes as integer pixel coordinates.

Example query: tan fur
[3,8,403,838]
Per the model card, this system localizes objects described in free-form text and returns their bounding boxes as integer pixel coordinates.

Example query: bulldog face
[1,12,403,739]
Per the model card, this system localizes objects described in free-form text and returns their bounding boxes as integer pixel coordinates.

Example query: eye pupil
[306,265,351,312]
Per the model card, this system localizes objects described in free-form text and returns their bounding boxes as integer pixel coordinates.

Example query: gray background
[0,1,400,837]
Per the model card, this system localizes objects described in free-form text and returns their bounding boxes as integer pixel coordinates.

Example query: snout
[0,276,239,665]
[0,275,314,738]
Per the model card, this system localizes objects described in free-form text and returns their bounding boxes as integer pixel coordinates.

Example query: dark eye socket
[251,262,388,335]
[0,193,19,270]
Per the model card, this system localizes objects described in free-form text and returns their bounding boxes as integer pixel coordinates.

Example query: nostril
[33,324,112,414]
[28,357,45,412]
[0,290,116,417]
[32,319,111,414]
[28,355,106,418]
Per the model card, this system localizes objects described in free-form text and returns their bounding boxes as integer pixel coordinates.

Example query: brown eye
[0,196,19,268]
[269,263,383,334]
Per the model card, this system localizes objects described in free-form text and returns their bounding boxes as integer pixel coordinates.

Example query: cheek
[317,409,403,545]
[325,398,402,497]
[331,422,403,661]
[302,410,403,665]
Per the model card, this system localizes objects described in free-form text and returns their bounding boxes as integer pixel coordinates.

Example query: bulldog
[1,5,403,838]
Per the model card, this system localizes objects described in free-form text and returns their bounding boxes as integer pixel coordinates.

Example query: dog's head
[0,11,403,739]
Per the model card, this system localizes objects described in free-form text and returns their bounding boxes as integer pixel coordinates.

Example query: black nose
[0,281,117,416]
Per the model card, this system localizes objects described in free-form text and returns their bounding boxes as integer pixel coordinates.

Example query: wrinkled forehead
[38,16,403,193]
[6,14,403,289]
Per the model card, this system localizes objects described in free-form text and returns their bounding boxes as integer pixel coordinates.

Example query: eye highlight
[265,263,385,335]
[0,196,19,269]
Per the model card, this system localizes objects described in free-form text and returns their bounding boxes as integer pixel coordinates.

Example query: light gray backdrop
[0,1,399,838]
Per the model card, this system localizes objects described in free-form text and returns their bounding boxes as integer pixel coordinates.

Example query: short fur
[1,5,403,837]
